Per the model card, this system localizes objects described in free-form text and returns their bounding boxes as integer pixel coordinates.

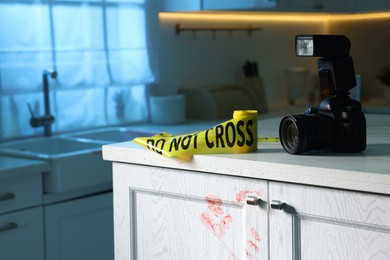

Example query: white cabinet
[0,173,44,260]
[45,192,114,260]
[112,162,268,259]
[269,182,390,260]
[0,207,45,260]
[112,162,390,260]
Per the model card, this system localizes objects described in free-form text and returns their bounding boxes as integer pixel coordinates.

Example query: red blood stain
[251,227,261,241]
[221,215,233,226]
[223,242,240,260]
[235,190,252,203]
[245,248,254,260]
[235,190,263,203]
[247,240,260,253]
[201,193,263,259]
[199,212,233,239]
[205,195,224,216]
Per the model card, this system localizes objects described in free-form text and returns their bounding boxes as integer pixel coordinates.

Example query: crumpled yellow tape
[132,110,258,160]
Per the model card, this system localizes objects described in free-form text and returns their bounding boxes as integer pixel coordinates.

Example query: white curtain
[0,0,155,139]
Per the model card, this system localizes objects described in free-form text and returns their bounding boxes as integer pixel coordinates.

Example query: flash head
[296,35,351,58]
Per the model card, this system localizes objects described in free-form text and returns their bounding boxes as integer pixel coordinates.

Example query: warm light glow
[159,12,330,22]
[332,12,390,21]
[159,11,390,23]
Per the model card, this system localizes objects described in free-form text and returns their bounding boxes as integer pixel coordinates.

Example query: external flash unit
[279,35,366,155]
[296,35,351,58]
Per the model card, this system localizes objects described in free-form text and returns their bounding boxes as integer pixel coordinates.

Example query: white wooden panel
[300,216,390,260]
[113,162,268,260]
[269,182,390,260]
[45,192,114,260]
[0,207,44,260]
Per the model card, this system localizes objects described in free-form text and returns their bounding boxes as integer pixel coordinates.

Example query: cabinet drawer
[0,174,43,214]
[0,207,44,260]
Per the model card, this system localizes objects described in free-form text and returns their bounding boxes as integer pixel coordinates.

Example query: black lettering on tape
[193,134,198,149]
[205,128,214,148]
[146,139,155,152]
[246,120,254,146]
[225,122,236,147]
[155,139,166,155]
[181,135,192,150]
[215,124,225,148]
[236,120,245,147]
[169,136,182,152]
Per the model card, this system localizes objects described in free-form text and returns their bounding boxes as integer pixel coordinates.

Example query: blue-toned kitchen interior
[1,1,390,260]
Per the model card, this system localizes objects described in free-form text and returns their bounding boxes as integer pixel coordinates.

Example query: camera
[279,35,366,154]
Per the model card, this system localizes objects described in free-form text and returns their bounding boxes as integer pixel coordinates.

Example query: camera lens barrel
[279,114,334,154]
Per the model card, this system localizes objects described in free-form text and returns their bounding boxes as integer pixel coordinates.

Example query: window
[0,0,155,139]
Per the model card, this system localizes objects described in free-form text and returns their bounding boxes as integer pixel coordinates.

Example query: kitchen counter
[103,113,390,195]
[0,156,49,180]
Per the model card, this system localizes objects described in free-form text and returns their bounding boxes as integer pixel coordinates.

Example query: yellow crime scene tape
[258,137,280,142]
[133,110,257,159]
[132,110,280,160]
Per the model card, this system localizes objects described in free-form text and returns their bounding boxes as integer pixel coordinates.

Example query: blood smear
[251,227,261,241]
[205,195,224,216]
[247,240,260,253]
[235,190,252,203]
[199,212,233,239]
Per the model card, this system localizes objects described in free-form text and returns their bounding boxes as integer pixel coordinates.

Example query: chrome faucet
[28,70,57,137]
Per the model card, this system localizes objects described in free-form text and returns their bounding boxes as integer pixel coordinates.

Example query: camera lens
[280,118,300,153]
[279,114,334,154]
[279,116,304,154]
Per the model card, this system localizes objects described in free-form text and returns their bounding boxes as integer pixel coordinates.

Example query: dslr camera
[279,35,366,154]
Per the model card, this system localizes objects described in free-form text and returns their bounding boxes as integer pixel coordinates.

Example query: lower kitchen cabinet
[269,182,390,260]
[113,163,268,259]
[0,207,45,260]
[45,192,114,260]
[112,162,390,260]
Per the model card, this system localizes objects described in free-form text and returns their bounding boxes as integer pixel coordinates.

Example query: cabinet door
[0,207,44,260]
[45,192,114,260]
[284,0,352,12]
[203,0,276,10]
[355,0,390,11]
[269,182,390,260]
[113,163,268,259]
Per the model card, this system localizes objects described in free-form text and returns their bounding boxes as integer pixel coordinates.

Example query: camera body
[279,35,367,154]
[279,96,366,154]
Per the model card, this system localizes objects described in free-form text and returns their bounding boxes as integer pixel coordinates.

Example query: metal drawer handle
[246,195,260,206]
[0,222,18,233]
[0,192,15,202]
[270,200,286,210]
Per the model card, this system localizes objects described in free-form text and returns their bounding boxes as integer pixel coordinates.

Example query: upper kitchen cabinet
[163,0,390,12]
[280,0,353,13]
[163,0,201,11]
[202,0,277,11]
[355,0,390,12]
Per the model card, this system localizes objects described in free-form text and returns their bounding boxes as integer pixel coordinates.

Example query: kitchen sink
[0,137,110,194]
[65,127,155,143]
[0,137,103,158]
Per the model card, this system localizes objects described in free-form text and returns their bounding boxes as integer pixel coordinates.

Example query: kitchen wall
[152,11,390,110]
[329,13,390,100]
